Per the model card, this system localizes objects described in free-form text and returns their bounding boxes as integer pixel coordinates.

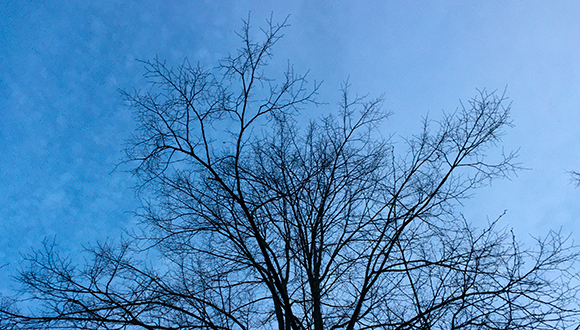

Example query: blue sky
[1,1,580,292]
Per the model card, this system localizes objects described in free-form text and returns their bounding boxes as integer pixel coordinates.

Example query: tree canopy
[1,17,579,330]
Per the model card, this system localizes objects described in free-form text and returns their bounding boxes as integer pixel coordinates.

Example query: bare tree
[570,171,580,187]
[2,17,579,330]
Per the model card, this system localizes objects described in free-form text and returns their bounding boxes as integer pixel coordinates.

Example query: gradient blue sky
[1,1,580,292]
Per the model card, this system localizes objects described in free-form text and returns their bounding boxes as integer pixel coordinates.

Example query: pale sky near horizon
[1,1,580,293]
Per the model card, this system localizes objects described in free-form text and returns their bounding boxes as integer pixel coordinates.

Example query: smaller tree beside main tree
[1,17,579,330]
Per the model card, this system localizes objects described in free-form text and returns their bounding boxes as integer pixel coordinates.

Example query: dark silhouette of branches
[2,16,579,330]
[570,171,580,187]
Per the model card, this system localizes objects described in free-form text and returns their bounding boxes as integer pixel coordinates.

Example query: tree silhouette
[2,17,579,330]
[570,171,580,187]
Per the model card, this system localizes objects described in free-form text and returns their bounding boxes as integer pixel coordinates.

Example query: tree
[570,171,580,187]
[2,17,579,330]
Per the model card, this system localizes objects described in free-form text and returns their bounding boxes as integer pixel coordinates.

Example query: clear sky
[1,1,580,293]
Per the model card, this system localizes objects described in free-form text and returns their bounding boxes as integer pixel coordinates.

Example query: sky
[1,1,580,293]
